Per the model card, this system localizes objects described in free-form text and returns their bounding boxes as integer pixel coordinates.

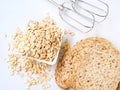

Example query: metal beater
[70,0,109,22]
[48,0,95,33]
[48,0,109,33]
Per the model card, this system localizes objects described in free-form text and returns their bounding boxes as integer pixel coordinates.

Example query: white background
[0,0,120,90]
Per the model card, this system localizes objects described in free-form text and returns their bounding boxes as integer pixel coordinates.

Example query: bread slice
[55,37,120,90]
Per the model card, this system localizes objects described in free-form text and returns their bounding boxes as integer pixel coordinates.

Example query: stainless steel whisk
[48,0,109,33]
[48,0,95,33]
[70,0,109,22]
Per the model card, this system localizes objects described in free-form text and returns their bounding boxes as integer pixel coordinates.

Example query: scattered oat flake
[8,43,11,51]
[25,87,30,90]
[65,30,75,36]
[42,83,51,89]
[3,33,7,38]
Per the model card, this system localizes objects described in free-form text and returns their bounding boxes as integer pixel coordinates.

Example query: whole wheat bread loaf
[55,37,120,90]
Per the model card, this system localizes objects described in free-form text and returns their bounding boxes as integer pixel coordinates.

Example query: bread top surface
[55,37,120,90]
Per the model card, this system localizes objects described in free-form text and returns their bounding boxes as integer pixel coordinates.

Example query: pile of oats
[12,16,63,62]
[5,16,64,90]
